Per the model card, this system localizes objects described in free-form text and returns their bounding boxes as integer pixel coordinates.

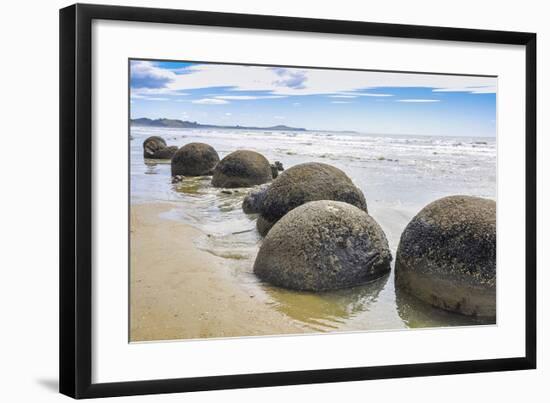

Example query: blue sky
[130,60,497,137]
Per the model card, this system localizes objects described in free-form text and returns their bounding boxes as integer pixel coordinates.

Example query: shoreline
[130,202,306,342]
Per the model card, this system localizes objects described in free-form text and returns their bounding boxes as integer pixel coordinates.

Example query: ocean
[130,126,496,332]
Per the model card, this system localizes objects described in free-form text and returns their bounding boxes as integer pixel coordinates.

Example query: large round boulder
[395,195,496,318]
[212,150,272,188]
[171,143,220,176]
[254,200,392,291]
[257,162,367,235]
[143,136,167,158]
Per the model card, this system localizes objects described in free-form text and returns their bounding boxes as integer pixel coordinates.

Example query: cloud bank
[130,61,497,99]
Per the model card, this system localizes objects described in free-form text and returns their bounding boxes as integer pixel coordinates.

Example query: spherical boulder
[171,143,220,176]
[151,145,177,159]
[253,200,392,291]
[143,136,167,158]
[257,162,367,235]
[212,150,272,188]
[242,184,270,214]
[395,195,496,318]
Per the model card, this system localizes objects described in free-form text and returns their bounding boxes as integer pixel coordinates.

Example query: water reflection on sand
[262,274,389,331]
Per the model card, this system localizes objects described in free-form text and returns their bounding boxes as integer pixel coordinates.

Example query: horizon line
[130,116,496,138]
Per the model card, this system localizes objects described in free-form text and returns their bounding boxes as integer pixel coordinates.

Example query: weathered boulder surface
[212,150,272,188]
[143,136,167,158]
[253,200,392,291]
[256,215,276,236]
[242,184,270,214]
[257,162,367,235]
[395,195,496,318]
[171,143,220,176]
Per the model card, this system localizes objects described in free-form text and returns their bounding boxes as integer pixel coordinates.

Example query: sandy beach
[130,202,306,342]
[129,126,496,341]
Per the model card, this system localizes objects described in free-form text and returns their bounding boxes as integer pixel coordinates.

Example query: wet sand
[130,202,306,342]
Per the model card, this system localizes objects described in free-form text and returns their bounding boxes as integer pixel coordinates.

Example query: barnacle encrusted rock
[253,200,391,291]
[395,195,496,318]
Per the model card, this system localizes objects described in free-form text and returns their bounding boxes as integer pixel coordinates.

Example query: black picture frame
[59,3,537,399]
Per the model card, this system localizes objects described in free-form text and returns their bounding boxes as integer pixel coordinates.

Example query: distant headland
[131,118,307,132]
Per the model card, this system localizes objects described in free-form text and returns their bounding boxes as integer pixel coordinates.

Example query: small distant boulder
[212,150,272,188]
[270,161,285,178]
[257,162,367,235]
[270,164,278,179]
[395,195,496,318]
[143,136,167,158]
[242,184,270,214]
[171,143,220,176]
[150,145,177,159]
[253,200,392,291]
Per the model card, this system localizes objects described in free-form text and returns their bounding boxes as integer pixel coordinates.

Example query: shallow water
[131,127,496,333]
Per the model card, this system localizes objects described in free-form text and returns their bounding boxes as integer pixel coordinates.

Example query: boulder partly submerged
[242,184,270,214]
[171,143,220,176]
[253,200,392,291]
[257,162,367,235]
[143,136,167,158]
[212,150,272,188]
[395,195,496,318]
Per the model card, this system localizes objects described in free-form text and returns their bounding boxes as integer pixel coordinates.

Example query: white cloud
[130,60,174,89]
[432,86,494,94]
[331,101,352,104]
[131,93,171,101]
[353,92,394,97]
[131,62,497,98]
[328,95,357,98]
[214,95,286,100]
[134,88,189,96]
[292,102,301,107]
[330,92,393,98]
[225,112,232,116]
[131,62,497,106]
[274,115,285,119]
[397,99,441,103]
[192,98,229,105]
